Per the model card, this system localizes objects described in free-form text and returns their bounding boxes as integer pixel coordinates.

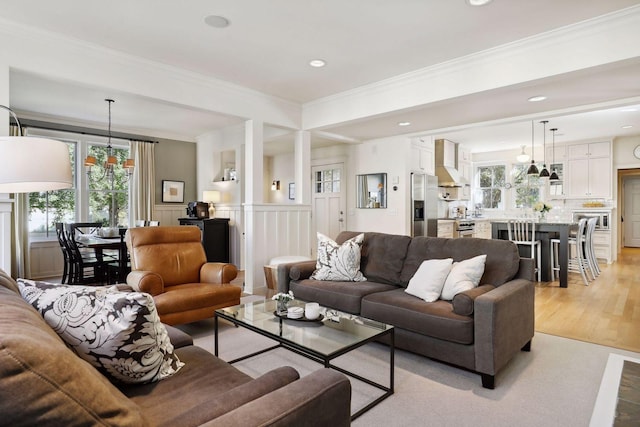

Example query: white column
[243,119,264,293]
[294,130,311,205]
[0,63,12,275]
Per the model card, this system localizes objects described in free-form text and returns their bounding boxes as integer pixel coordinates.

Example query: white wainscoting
[152,204,187,226]
[30,240,64,279]
[243,203,312,293]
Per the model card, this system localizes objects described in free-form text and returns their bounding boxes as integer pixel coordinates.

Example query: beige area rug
[177,316,640,427]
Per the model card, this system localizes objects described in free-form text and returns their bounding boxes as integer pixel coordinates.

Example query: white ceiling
[2,0,640,153]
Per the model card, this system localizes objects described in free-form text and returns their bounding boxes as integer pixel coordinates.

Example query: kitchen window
[475,164,505,209]
[512,164,541,208]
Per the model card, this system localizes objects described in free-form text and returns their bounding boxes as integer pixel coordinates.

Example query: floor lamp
[0,105,73,277]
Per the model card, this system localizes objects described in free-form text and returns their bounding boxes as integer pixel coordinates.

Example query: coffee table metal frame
[214,300,394,420]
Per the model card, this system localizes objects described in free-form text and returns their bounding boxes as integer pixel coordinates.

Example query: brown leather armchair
[125,225,241,325]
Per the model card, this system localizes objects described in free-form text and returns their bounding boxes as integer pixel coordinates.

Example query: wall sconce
[271,180,280,191]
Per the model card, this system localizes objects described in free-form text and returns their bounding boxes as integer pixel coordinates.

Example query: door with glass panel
[312,163,346,256]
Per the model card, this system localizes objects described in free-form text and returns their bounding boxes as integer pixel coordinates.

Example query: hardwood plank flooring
[535,247,640,353]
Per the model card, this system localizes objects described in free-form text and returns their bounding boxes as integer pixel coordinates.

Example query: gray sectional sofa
[278,231,535,389]
[0,269,351,426]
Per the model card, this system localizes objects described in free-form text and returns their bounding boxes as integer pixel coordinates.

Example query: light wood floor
[534,247,640,353]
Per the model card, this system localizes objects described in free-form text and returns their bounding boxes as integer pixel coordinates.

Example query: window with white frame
[25,128,131,238]
[511,164,541,208]
[475,164,506,209]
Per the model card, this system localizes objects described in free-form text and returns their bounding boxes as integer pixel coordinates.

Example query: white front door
[624,177,640,247]
[311,163,346,255]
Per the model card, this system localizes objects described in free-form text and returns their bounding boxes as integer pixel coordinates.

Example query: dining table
[78,231,129,283]
[491,221,577,288]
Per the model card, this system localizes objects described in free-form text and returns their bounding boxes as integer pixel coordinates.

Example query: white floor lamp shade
[0,137,73,193]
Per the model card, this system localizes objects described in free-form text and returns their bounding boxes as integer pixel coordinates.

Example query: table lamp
[202,190,221,218]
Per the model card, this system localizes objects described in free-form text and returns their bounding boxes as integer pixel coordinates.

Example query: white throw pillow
[310,233,366,281]
[18,279,184,384]
[405,258,454,302]
[440,254,487,301]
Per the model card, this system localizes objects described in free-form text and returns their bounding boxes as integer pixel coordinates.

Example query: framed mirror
[356,173,387,208]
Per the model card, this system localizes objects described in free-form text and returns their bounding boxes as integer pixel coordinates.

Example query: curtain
[10,124,31,278]
[129,140,155,223]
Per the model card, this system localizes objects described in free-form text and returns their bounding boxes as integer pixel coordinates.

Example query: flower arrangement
[271,291,294,303]
[272,291,294,315]
[533,201,552,213]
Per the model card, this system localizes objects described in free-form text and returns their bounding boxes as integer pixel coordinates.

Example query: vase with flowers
[272,291,295,315]
[533,201,552,222]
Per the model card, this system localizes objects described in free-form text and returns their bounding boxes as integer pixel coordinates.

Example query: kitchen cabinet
[457,145,472,199]
[473,220,491,239]
[566,141,611,199]
[411,138,435,175]
[437,220,454,238]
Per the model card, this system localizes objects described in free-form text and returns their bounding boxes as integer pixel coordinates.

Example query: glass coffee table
[215,299,394,420]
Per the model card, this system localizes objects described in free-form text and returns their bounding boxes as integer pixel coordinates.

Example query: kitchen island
[491,221,577,288]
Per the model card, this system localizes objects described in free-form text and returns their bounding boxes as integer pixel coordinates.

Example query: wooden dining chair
[507,219,541,282]
[64,223,107,285]
[55,222,73,284]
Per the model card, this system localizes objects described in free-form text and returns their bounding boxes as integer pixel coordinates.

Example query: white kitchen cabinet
[458,145,472,199]
[545,144,567,164]
[411,139,435,175]
[473,220,491,239]
[592,230,612,263]
[437,220,454,238]
[566,141,611,199]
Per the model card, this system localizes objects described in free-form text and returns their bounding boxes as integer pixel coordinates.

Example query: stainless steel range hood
[435,139,467,188]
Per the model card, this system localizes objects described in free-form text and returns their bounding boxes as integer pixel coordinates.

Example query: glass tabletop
[216,299,392,357]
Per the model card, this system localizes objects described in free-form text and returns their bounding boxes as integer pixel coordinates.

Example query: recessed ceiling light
[309,59,326,68]
[622,125,633,129]
[466,0,493,6]
[204,15,230,28]
[528,95,547,102]
[398,121,411,127]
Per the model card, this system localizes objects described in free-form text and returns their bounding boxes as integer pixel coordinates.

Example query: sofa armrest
[201,263,238,284]
[201,369,351,427]
[474,279,535,377]
[514,257,535,281]
[277,260,317,293]
[163,324,193,348]
[126,270,164,295]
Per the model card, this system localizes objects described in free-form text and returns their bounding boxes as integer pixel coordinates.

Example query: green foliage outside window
[87,145,130,227]
[476,165,505,209]
[512,164,540,208]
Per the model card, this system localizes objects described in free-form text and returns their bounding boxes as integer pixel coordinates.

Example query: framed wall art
[162,180,185,203]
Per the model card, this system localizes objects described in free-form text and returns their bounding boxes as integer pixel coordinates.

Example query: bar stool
[508,219,541,282]
[584,217,600,277]
[550,218,590,286]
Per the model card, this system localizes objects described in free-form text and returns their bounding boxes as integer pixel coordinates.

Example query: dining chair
[64,223,107,285]
[55,222,73,284]
[507,219,541,282]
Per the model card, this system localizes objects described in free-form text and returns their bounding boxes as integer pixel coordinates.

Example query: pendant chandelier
[84,99,134,181]
[526,120,539,175]
[549,128,560,181]
[538,120,550,178]
[516,145,530,163]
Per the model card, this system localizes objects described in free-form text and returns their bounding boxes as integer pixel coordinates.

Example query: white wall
[347,136,411,235]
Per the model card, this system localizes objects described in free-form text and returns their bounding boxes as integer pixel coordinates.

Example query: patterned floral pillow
[17,279,184,384]
[310,232,367,281]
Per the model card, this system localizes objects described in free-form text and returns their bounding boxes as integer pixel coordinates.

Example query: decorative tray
[273,311,324,323]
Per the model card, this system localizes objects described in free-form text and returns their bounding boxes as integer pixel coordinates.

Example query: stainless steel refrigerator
[411,173,439,237]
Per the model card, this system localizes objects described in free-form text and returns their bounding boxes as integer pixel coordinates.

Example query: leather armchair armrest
[201,262,238,284]
[126,270,164,295]
[201,369,351,427]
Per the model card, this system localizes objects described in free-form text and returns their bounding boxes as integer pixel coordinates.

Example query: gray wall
[155,138,197,204]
